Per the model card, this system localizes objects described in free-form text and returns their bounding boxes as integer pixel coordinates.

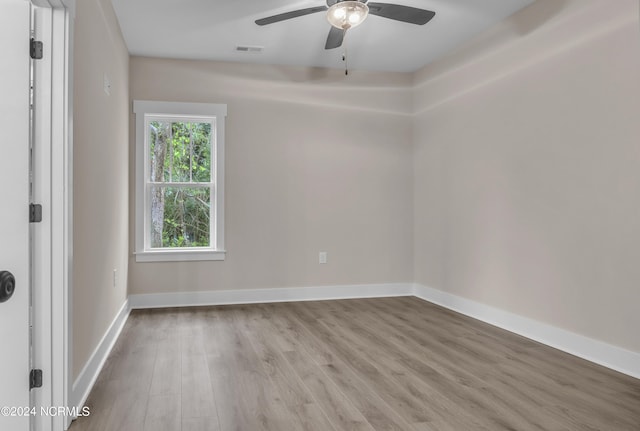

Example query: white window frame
[134,100,226,262]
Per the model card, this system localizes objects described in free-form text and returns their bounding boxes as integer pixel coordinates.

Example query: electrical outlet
[113,269,118,287]
[319,252,328,264]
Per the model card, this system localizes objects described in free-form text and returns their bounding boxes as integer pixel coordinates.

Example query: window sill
[135,249,226,263]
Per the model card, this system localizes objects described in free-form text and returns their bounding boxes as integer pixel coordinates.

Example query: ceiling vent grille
[236,45,263,53]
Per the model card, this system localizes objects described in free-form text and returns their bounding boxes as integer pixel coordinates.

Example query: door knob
[0,271,16,303]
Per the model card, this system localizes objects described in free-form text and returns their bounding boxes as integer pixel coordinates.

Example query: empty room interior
[59,0,640,429]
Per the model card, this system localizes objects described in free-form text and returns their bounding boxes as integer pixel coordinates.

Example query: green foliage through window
[148,119,213,248]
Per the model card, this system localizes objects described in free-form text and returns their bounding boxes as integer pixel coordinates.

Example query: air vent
[236,45,263,53]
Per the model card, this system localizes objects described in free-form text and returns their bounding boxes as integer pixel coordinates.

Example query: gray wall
[413,0,640,352]
[128,59,415,294]
[73,0,129,379]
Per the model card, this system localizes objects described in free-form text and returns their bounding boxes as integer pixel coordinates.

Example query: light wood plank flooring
[69,297,640,431]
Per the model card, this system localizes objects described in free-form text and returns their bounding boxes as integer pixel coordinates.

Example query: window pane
[149,186,211,248]
[149,120,212,183]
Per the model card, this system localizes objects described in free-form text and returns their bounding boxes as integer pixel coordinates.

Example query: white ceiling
[111,0,534,73]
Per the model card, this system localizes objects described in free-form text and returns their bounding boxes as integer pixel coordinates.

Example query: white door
[0,0,33,430]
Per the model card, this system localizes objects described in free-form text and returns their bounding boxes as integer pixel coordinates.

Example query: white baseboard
[413,283,640,380]
[129,283,414,309]
[70,299,131,411]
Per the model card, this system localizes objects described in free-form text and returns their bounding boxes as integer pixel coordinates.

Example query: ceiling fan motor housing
[327,1,370,30]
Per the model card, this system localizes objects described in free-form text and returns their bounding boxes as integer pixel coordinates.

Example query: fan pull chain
[343,49,349,75]
[343,30,349,75]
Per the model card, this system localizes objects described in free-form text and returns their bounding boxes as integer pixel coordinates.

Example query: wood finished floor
[69,297,640,431]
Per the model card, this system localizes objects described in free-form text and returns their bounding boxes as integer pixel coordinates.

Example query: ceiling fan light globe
[327,1,369,30]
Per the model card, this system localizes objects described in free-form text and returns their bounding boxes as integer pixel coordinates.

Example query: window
[134,101,226,262]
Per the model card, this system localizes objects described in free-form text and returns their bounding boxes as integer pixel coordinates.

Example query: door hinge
[30,369,43,390]
[30,203,42,223]
[30,38,43,60]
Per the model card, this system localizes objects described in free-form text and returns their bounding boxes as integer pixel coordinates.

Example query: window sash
[144,116,216,184]
[144,184,216,250]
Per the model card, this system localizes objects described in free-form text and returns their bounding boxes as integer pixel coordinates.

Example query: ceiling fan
[255,0,436,50]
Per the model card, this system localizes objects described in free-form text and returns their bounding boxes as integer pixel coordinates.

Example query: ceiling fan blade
[325,26,345,50]
[367,3,435,25]
[255,6,327,26]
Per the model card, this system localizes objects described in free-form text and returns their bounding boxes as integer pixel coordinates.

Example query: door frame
[31,0,74,430]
